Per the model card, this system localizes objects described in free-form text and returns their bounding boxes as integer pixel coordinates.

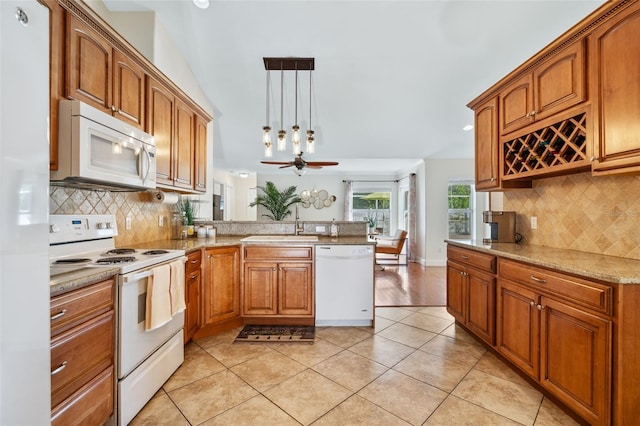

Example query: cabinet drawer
[51,310,114,408]
[447,245,496,273]
[244,245,313,261]
[50,279,114,337]
[499,258,612,315]
[186,249,202,273]
[51,366,114,426]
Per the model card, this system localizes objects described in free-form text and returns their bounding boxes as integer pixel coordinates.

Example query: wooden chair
[375,229,407,267]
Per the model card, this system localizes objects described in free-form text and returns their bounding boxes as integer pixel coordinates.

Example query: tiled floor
[130,307,580,426]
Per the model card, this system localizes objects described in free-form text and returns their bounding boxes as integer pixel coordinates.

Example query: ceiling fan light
[294,168,306,177]
[192,0,209,9]
[264,141,273,158]
[277,130,287,151]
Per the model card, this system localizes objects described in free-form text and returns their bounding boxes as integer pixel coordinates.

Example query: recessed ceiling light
[463,124,474,131]
[193,0,209,9]
[238,172,249,179]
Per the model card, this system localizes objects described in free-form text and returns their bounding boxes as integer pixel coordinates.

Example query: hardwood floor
[375,263,446,307]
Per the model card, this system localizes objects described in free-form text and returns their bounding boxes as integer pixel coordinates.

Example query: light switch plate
[125,216,132,230]
[531,216,538,229]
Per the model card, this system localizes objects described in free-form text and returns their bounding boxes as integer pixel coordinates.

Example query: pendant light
[291,64,301,155]
[262,67,272,157]
[277,62,287,151]
[306,67,315,154]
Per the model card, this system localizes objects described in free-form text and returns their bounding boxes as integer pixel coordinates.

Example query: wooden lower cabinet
[50,278,115,425]
[184,249,202,343]
[202,246,240,325]
[496,259,612,426]
[242,245,314,323]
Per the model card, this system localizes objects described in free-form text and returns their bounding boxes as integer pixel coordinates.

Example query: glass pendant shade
[306,130,315,153]
[277,130,287,151]
[264,141,273,157]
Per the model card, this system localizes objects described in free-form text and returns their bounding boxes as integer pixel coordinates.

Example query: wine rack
[503,112,589,178]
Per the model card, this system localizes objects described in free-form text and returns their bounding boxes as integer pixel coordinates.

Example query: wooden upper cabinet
[195,116,208,192]
[146,76,175,186]
[66,14,144,129]
[174,99,195,190]
[474,97,500,190]
[500,40,586,135]
[590,2,640,175]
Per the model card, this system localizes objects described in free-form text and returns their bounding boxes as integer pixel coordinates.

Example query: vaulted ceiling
[102,0,604,175]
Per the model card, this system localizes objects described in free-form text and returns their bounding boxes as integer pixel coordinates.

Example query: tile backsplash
[504,172,640,260]
[49,187,172,246]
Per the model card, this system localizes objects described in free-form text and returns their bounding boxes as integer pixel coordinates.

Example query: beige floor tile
[399,312,454,334]
[195,327,243,349]
[439,323,479,344]
[393,350,472,392]
[373,315,395,333]
[349,335,415,368]
[358,370,447,425]
[316,326,372,348]
[230,351,307,392]
[377,323,437,348]
[312,350,388,392]
[128,393,190,426]
[375,307,415,321]
[452,369,543,425]
[168,370,258,425]
[472,351,530,387]
[419,334,486,368]
[313,394,411,426]
[417,306,454,320]
[271,338,343,367]
[203,341,273,368]
[162,343,226,392]
[199,395,299,426]
[264,369,352,425]
[534,397,581,426]
[424,395,521,425]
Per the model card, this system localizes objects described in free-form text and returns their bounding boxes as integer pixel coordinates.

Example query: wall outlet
[315,225,326,233]
[125,216,132,230]
[158,215,164,227]
[531,216,538,229]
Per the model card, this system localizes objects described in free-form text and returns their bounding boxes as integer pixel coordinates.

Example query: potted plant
[178,198,197,236]
[250,181,302,221]
[365,210,378,233]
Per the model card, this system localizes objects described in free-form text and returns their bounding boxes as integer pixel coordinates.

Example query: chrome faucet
[294,205,304,235]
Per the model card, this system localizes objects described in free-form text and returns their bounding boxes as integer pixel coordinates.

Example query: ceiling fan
[261,152,339,171]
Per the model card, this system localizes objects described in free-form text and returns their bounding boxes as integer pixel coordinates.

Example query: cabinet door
[66,14,112,113]
[466,269,496,345]
[184,268,201,343]
[243,262,278,315]
[533,40,585,122]
[446,261,466,323]
[174,99,195,189]
[146,76,174,186]
[496,279,539,379]
[474,97,500,191]
[279,263,314,316]
[194,115,208,192]
[112,49,145,129]
[590,4,640,175]
[203,247,240,324]
[539,296,611,425]
[500,74,534,135]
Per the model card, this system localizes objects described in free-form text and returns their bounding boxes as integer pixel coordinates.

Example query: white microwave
[51,99,156,191]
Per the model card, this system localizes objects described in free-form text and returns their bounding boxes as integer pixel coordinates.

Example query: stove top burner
[105,248,136,255]
[95,256,136,265]
[53,258,92,264]
[142,250,170,256]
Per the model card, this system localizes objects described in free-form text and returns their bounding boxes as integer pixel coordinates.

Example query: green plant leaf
[249,181,302,221]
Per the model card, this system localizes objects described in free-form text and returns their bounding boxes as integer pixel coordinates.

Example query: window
[448,183,473,239]
[352,190,391,235]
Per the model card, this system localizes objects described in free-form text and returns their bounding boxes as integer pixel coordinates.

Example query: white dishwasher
[315,244,374,326]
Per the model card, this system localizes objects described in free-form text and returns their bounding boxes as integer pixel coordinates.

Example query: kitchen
[3,0,640,425]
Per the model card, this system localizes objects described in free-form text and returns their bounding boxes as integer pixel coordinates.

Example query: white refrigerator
[0,1,51,424]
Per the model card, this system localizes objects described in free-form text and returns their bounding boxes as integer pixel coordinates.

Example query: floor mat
[234,325,315,343]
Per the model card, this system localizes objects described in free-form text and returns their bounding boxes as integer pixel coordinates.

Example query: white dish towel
[169,259,186,315]
[145,264,172,331]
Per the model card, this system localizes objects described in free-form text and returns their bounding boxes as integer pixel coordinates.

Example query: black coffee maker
[482,211,520,244]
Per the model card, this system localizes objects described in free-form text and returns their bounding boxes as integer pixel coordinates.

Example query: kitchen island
[445,239,640,426]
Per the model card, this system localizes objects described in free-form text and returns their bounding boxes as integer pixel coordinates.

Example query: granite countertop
[51,235,373,295]
[446,239,640,285]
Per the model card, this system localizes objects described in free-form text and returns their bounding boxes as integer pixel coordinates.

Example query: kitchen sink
[240,235,319,242]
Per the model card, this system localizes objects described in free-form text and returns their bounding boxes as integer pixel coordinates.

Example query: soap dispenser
[330,219,339,237]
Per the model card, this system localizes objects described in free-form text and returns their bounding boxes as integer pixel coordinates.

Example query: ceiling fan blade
[306,165,323,169]
[279,164,295,169]
[307,161,339,166]
[260,161,291,165]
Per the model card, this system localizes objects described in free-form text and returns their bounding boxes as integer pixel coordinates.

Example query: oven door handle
[122,256,187,283]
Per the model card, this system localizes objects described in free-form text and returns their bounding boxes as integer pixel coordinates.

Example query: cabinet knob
[537,304,545,311]
[530,301,536,307]
[111,105,116,112]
